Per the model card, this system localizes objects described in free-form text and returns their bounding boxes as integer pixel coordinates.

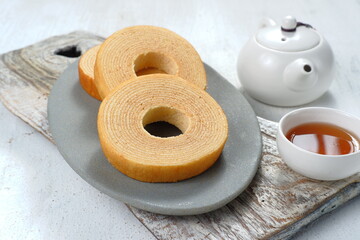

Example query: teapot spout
[283,58,318,92]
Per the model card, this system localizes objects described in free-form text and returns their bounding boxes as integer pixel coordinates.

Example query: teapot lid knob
[256,16,321,51]
[281,16,297,31]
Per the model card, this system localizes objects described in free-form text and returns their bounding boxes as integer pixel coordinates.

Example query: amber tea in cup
[278,107,360,180]
[286,122,360,155]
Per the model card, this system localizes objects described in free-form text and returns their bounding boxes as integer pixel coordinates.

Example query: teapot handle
[258,18,276,29]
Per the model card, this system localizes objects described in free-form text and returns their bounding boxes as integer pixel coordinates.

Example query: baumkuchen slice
[94,25,207,99]
[98,74,228,182]
[78,45,101,100]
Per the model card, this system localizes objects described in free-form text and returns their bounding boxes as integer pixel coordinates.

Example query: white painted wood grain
[0,102,156,240]
[0,0,360,239]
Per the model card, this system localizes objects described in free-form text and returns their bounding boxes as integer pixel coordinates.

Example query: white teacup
[277,107,360,181]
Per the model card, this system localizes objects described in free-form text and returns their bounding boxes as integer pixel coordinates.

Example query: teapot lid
[256,16,321,52]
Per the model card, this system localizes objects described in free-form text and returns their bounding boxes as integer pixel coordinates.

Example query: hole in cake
[134,52,178,76]
[55,45,81,58]
[144,121,182,138]
[142,106,189,138]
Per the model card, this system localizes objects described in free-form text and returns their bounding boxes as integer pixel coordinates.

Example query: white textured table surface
[1,0,360,239]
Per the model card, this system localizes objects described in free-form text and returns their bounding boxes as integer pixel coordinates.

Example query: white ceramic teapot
[237,16,334,106]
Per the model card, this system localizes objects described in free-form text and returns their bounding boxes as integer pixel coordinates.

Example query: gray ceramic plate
[48,61,262,215]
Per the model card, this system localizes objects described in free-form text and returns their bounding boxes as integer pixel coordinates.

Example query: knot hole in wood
[55,45,82,58]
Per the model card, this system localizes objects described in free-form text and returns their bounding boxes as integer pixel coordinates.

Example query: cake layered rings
[78,45,101,100]
[98,75,228,182]
[94,25,207,99]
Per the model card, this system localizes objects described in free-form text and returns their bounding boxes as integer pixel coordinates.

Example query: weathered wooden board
[0,32,359,240]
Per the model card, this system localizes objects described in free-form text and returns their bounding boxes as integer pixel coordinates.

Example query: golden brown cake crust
[78,45,102,101]
[94,25,207,99]
[97,74,228,182]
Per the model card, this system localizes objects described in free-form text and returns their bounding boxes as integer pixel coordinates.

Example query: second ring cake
[94,25,207,99]
[97,74,228,182]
